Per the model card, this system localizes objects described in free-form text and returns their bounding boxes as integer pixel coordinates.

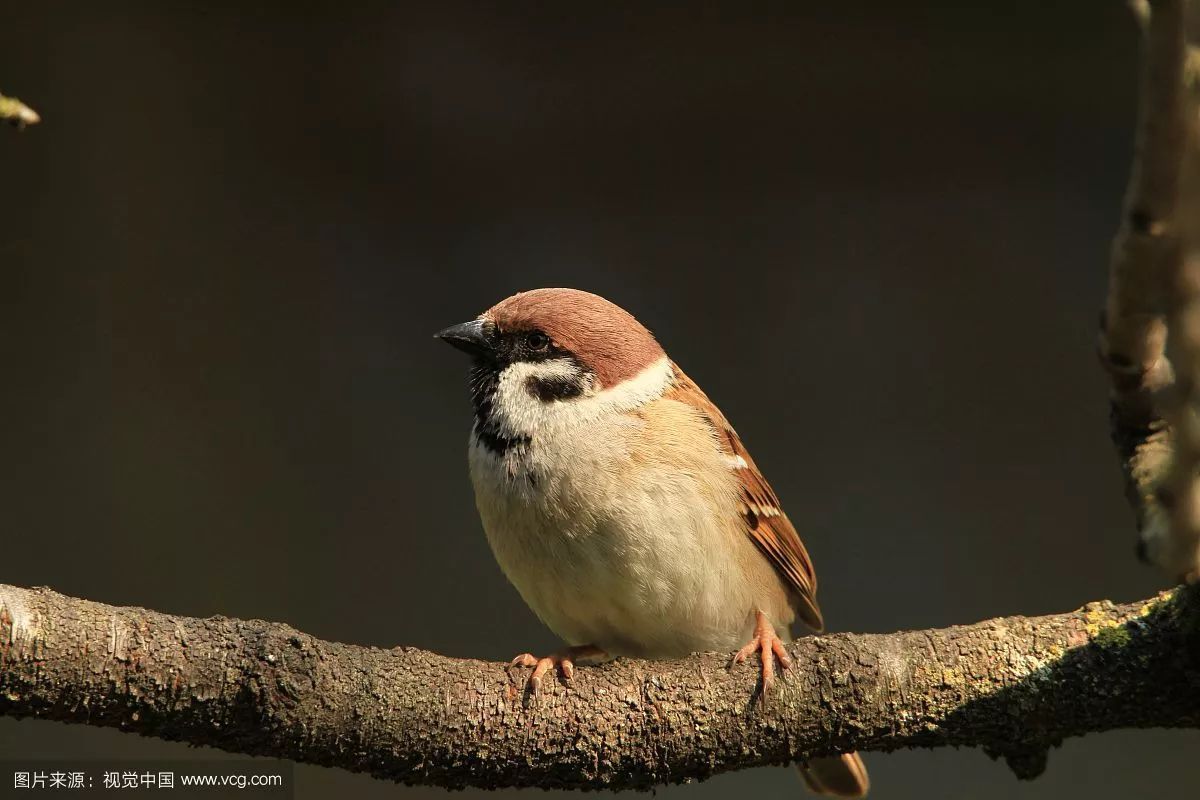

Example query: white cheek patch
[490,358,588,436]
[489,355,673,439]
[507,358,586,393]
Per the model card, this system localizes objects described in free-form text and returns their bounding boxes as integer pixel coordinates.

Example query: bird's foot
[731,610,792,695]
[509,644,607,692]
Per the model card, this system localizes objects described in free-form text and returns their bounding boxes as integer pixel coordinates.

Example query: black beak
[434,319,493,357]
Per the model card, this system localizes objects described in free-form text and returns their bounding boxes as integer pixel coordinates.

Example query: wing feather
[664,363,824,632]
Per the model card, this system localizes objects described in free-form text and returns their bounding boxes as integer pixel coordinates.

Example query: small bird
[436,288,868,797]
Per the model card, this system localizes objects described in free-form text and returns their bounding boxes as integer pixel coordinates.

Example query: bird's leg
[509,644,607,692]
[731,609,793,694]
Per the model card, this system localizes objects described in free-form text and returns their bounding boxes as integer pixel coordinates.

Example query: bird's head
[436,288,670,435]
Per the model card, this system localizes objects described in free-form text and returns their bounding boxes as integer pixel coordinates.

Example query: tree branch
[2,583,1199,790]
[1161,0,1200,581]
[1102,0,1200,581]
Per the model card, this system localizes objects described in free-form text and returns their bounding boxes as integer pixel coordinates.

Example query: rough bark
[2,583,1199,790]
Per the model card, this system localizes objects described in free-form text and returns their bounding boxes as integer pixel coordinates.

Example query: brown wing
[664,363,824,632]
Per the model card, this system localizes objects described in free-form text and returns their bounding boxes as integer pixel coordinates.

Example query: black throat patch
[468,362,531,456]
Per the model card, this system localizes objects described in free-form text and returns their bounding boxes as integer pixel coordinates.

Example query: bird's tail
[798,753,869,797]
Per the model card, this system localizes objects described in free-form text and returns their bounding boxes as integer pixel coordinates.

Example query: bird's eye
[526,331,549,351]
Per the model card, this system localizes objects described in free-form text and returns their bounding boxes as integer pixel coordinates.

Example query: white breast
[467,357,783,658]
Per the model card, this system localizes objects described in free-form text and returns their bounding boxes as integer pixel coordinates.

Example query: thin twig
[0,92,40,129]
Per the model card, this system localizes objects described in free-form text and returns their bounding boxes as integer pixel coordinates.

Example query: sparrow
[436,288,869,797]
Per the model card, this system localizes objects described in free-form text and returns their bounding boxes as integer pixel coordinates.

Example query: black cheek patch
[525,375,586,402]
[473,424,531,456]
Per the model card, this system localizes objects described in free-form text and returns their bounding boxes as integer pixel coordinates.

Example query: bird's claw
[508,645,605,693]
[731,610,792,696]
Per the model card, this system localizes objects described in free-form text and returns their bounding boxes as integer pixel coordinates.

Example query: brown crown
[483,288,665,387]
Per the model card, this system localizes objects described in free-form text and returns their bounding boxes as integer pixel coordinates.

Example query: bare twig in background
[0,92,40,129]
[1101,0,1200,581]
[2,583,1199,790]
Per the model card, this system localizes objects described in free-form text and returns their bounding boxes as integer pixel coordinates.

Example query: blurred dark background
[3,1,1196,797]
